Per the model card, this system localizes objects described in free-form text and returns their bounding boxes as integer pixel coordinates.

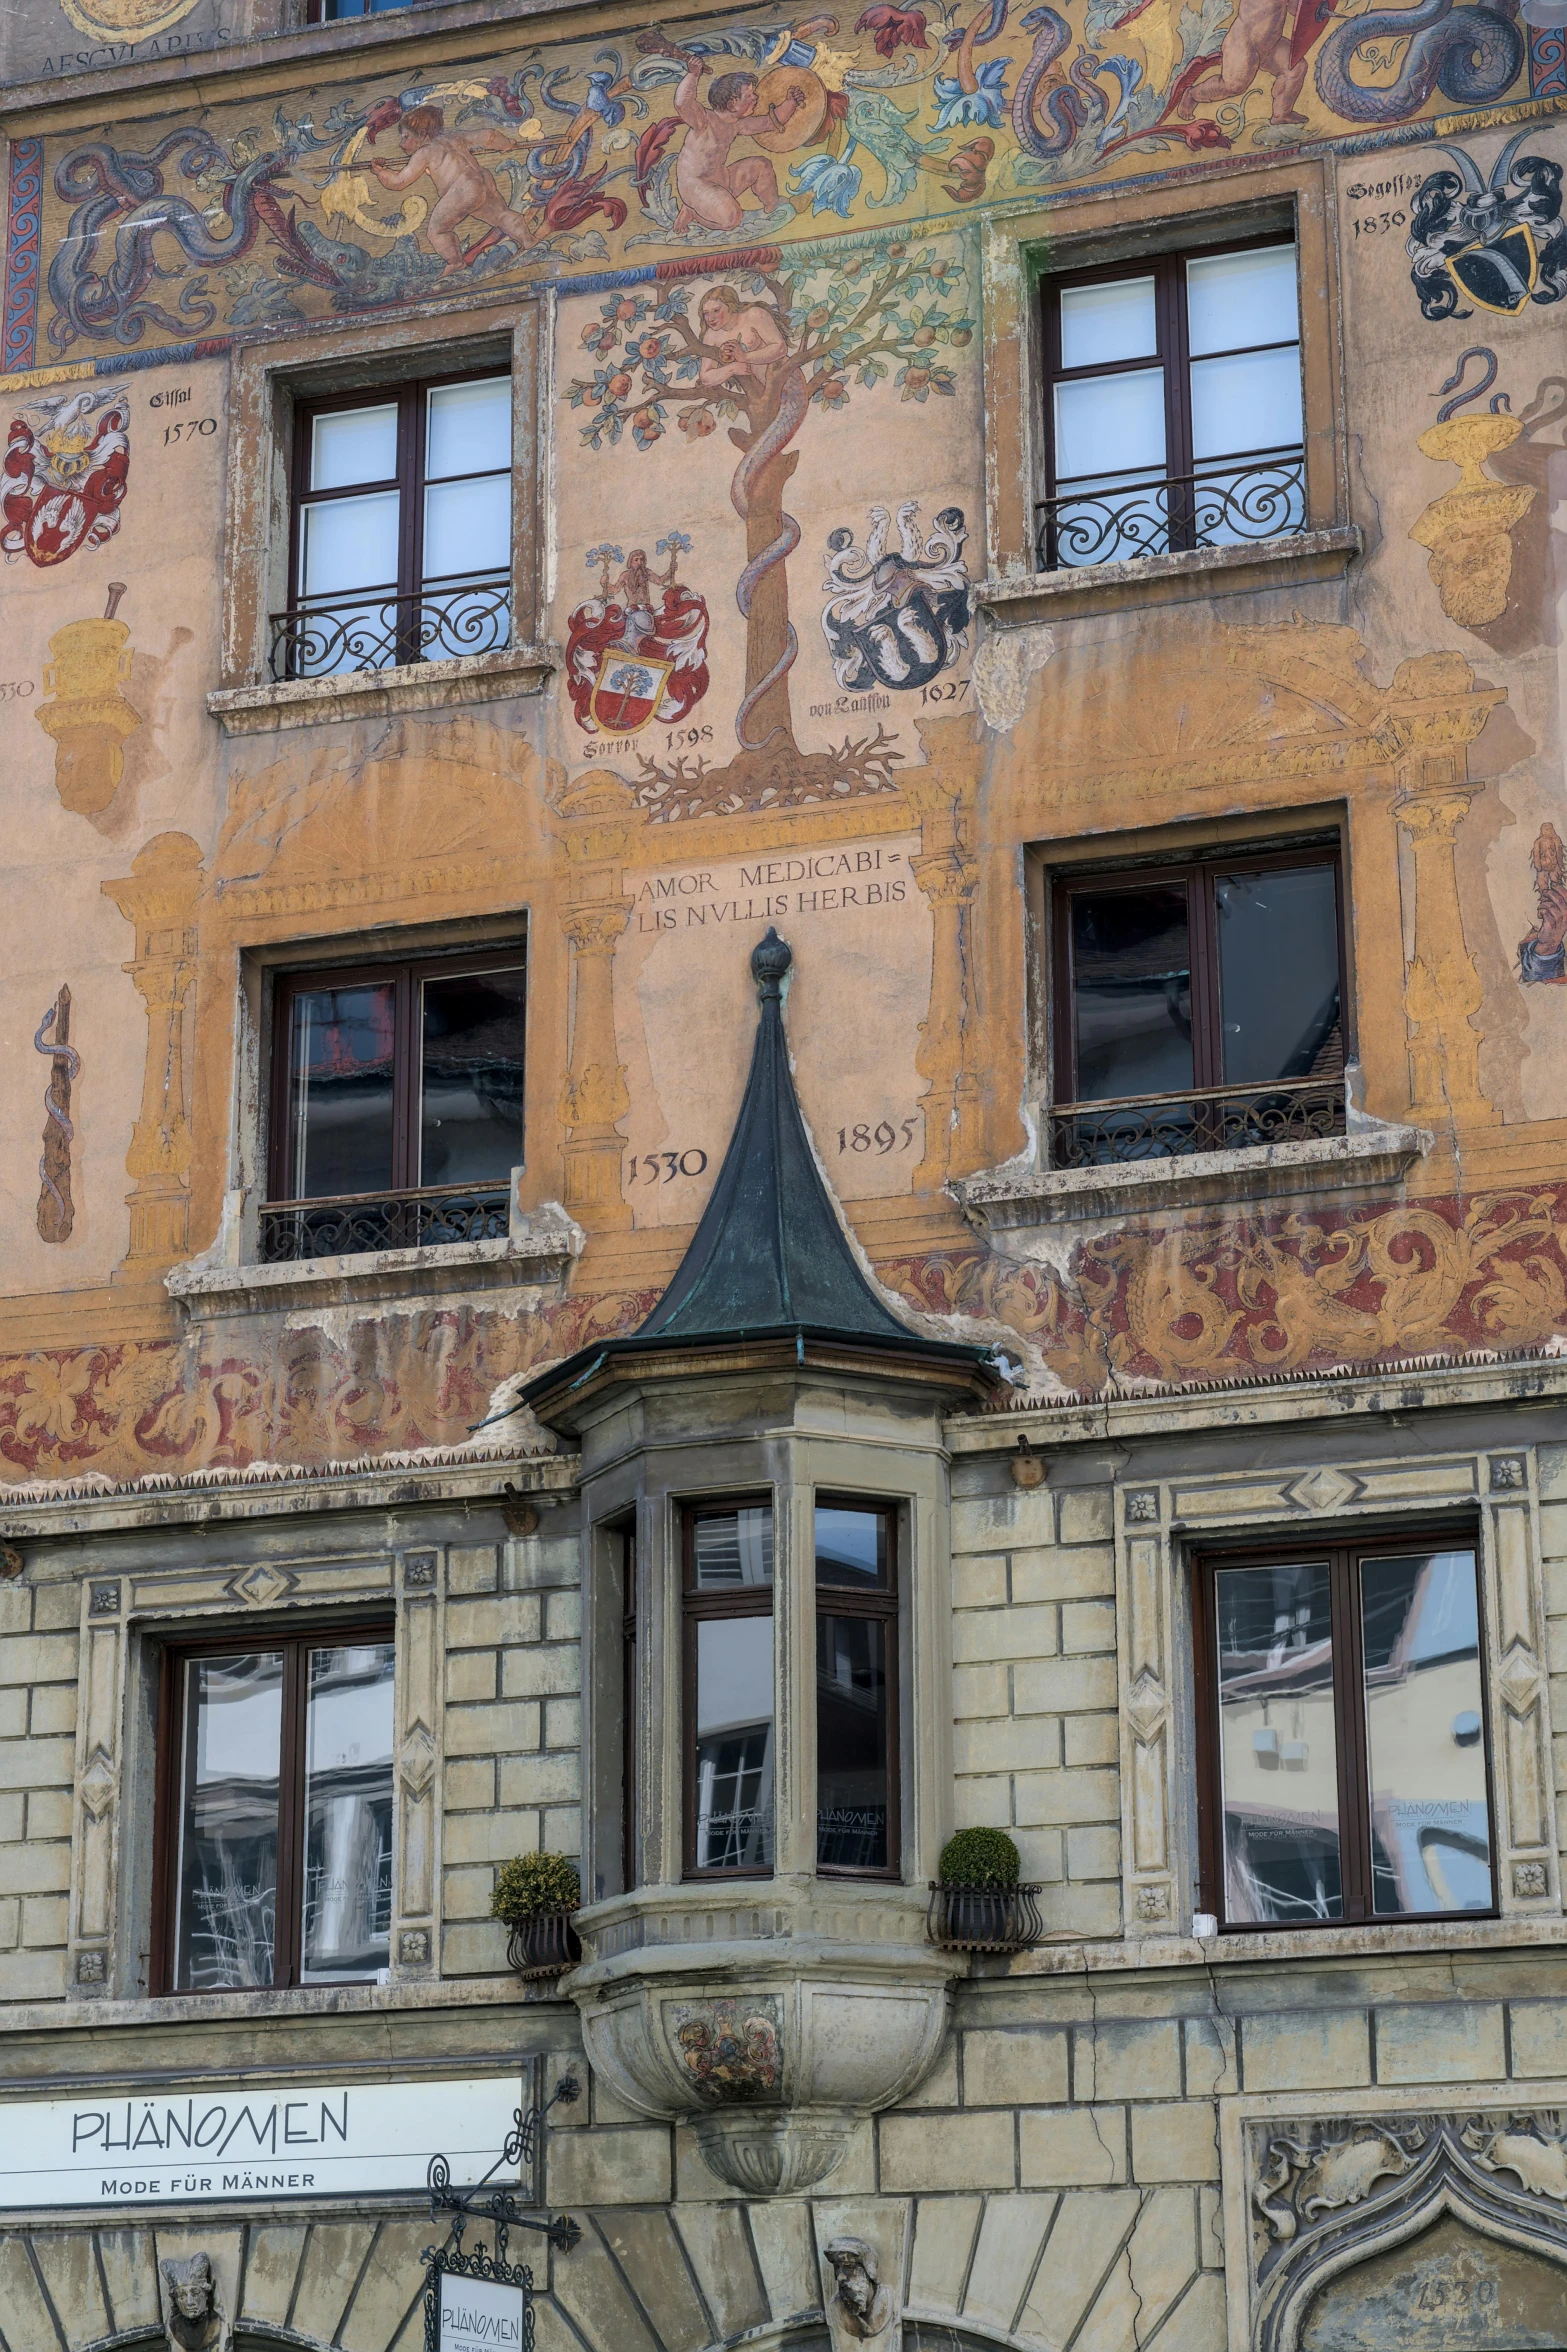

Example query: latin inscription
[635,848,907,934]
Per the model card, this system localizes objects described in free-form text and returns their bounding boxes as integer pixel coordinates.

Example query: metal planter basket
[506,1906,583,1980]
[927,1881,1044,1955]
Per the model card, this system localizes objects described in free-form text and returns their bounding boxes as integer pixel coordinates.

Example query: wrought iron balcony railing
[1050,1075,1345,1169]
[1035,448,1307,573]
[259,1181,510,1263]
[268,573,511,681]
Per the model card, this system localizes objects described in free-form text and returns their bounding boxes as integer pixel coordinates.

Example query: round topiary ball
[491,1851,581,1924]
[938,1827,1021,1888]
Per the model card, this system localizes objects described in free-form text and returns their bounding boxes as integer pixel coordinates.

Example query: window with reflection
[1050,848,1344,1166]
[684,1501,776,1876]
[265,948,525,1260]
[1194,1538,1494,1930]
[1039,238,1303,569]
[280,372,511,679]
[816,1500,899,1876]
[157,1628,395,1991]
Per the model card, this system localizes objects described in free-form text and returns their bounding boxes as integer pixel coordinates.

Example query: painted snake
[731,361,811,751]
[1314,0,1522,123]
[48,128,337,353]
[33,998,79,1242]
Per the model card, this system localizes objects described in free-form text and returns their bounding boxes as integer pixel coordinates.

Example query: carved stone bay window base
[1242,2107,1567,2352]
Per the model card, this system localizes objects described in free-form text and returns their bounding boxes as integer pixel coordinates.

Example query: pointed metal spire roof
[637,927,917,1347]
[520,929,996,1426]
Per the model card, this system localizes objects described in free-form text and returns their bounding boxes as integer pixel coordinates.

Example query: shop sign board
[0,2073,524,2211]
[438,2273,527,2352]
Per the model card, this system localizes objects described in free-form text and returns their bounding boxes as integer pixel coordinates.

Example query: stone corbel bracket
[568,1940,954,2194]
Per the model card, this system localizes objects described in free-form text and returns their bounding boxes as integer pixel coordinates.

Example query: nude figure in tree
[368,106,540,272]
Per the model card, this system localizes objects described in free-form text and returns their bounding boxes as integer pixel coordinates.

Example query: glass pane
[1215,1561,1341,1924]
[817,1613,890,1869]
[423,476,511,584]
[420,967,525,1187]
[174,1653,283,1990]
[1187,245,1299,357]
[310,403,397,491]
[816,1503,887,1588]
[1361,1551,1492,1917]
[1059,275,1157,369]
[1217,866,1341,1086]
[1070,887,1193,1104]
[299,490,400,599]
[1054,368,1165,484]
[302,1642,395,1982]
[694,1615,775,1869]
[426,377,511,479]
[693,1506,774,1589]
[1190,347,1303,462]
[288,982,396,1201]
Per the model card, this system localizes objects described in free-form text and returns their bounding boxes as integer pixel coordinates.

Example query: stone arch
[1254,2118,1567,2352]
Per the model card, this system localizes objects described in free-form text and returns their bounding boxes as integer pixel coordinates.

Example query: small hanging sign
[421,2077,580,2352]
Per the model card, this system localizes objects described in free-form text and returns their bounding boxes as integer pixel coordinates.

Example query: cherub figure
[367,105,540,273]
[695,283,790,389]
[670,58,800,229]
[1176,0,1311,129]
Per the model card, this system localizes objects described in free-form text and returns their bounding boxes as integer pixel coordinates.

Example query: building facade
[2,0,1567,2339]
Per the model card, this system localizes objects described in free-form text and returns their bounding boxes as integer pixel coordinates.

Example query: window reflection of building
[175,1651,284,1990]
[815,1614,889,1870]
[1209,1545,1492,1929]
[688,1504,776,1875]
[303,1642,396,1981]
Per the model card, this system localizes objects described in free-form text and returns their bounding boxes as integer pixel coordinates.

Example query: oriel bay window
[265,948,525,1260]
[1051,848,1344,1165]
[277,372,512,679]
[684,1501,776,1876]
[1039,238,1303,569]
[154,1627,396,1992]
[816,1500,899,1876]
[1194,1537,1495,1930]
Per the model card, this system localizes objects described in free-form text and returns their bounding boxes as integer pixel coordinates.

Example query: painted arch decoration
[2,0,1561,373]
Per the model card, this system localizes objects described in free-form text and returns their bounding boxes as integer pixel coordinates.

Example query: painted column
[554,771,641,1229]
[101,829,204,1269]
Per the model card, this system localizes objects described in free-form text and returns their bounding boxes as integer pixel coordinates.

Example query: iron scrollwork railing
[1050,1075,1345,1169]
[268,573,511,680]
[421,2079,581,2352]
[1035,448,1306,572]
[259,1182,510,1263]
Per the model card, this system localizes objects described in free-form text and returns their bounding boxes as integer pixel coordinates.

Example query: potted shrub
[492,1852,582,1979]
[927,1828,1043,1954]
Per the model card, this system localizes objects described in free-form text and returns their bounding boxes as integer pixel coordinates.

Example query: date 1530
[628,1149,709,1184]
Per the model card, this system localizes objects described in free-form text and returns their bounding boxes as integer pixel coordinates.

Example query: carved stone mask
[161,2253,221,2351]
[825,2238,892,2338]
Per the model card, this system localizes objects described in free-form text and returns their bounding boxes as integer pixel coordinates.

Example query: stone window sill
[207,641,556,736]
[995,1910,1567,1978]
[952,1116,1430,1231]
[166,1200,581,1315]
[974,526,1362,626]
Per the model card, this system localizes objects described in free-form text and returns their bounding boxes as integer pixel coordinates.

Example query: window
[1193,1537,1495,1930]
[815,1500,899,1877]
[1050,848,1344,1165]
[684,1501,775,1876]
[276,373,511,680]
[1039,239,1303,570]
[265,948,525,1260]
[154,1627,396,1991]
[621,1522,638,1894]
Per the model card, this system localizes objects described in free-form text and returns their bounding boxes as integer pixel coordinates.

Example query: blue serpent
[1314,0,1522,123]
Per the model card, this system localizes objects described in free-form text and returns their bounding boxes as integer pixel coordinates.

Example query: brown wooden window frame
[682,1495,776,1883]
[284,367,511,670]
[266,942,526,1210]
[150,1617,396,1996]
[814,1494,901,1882]
[620,1520,639,1897]
[1038,231,1302,565]
[1191,1530,1498,1934]
[1050,842,1347,1111]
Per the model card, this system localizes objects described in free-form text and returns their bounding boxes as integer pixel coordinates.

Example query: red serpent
[731,360,811,751]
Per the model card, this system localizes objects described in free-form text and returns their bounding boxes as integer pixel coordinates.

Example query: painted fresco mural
[0,0,1564,1483]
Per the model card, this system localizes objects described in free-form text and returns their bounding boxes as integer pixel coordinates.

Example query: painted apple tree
[566,233,974,811]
